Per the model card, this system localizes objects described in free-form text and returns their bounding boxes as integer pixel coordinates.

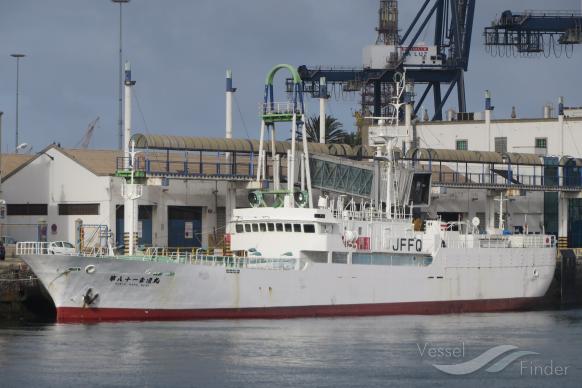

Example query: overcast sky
[0,0,581,152]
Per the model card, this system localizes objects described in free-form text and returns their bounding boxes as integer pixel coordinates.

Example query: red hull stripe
[56,298,540,323]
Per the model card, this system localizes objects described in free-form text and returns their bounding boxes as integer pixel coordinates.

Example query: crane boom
[78,117,100,149]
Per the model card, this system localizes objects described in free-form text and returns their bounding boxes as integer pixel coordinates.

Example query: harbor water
[0,309,580,387]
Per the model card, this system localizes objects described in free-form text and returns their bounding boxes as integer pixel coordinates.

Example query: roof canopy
[131,134,377,158]
[406,148,543,165]
[560,156,582,167]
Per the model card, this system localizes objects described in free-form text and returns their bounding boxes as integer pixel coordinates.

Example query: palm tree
[296,115,347,144]
[342,131,362,146]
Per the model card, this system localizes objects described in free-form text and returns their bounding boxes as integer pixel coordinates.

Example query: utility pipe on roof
[225,70,235,160]
[124,62,136,169]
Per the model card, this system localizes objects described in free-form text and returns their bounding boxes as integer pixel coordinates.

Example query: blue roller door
[168,206,202,248]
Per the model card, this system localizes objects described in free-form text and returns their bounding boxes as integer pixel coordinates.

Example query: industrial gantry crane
[289,0,475,121]
[484,9,582,57]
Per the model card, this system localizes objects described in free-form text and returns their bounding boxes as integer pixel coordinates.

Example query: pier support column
[558,194,569,249]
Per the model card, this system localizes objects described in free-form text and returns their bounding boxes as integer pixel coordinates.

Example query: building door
[138,206,153,246]
[568,199,582,248]
[168,206,202,248]
[116,205,124,250]
[544,157,559,236]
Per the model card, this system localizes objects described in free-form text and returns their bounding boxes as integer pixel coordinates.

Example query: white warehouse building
[412,107,582,247]
[0,146,245,251]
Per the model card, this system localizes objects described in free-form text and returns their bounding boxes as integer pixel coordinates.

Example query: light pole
[10,54,25,153]
[112,0,130,151]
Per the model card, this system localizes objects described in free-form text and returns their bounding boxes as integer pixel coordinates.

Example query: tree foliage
[296,115,347,144]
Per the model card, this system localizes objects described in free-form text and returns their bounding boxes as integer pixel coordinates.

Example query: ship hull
[56,297,541,322]
[22,248,556,323]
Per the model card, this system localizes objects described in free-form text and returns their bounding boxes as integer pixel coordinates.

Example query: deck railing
[17,242,299,271]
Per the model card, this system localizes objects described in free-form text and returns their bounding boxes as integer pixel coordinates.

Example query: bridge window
[244,224,251,232]
[304,224,316,233]
[495,137,507,153]
[293,224,301,232]
[284,223,292,232]
[276,223,284,232]
[267,223,275,232]
[456,139,468,151]
[259,223,267,232]
[235,224,244,233]
[332,252,348,264]
[252,224,259,232]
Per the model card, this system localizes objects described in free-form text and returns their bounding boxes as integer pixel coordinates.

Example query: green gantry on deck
[261,64,303,123]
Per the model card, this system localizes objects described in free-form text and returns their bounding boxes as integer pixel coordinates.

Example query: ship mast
[368,71,412,219]
[122,140,142,256]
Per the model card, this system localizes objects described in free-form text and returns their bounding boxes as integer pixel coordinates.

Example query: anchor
[82,288,99,307]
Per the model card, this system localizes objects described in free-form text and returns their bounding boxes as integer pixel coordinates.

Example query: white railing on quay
[16,242,51,256]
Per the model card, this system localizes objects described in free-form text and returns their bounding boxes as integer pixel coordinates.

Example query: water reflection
[0,310,580,387]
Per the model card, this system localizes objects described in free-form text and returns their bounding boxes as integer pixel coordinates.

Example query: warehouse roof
[0,154,35,179]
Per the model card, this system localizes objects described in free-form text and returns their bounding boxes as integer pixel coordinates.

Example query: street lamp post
[112,0,130,151]
[10,54,25,153]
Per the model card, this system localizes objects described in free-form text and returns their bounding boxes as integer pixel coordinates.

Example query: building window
[276,223,283,232]
[6,204,48,216]
[456,139,468,151]
[58,203,99,215]
[284,223,292,232]
[494,137,507,153]
[293,224,301,232]
[267,223,275,232]
[259,223,266,232]
[244,224,251,232]
[235,224,244,233]
[535,138,548,156]
[251,224,258,232]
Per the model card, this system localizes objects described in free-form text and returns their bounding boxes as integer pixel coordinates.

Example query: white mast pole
[128,142,136,256]
[257,121,265,182]
[225,69,235,162]
[319,77,326,144]
[123,62,134,169]
[225,69,234,141]
[289,113,296,202]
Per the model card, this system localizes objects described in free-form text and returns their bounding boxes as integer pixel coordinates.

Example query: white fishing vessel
[17,66,556,322]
